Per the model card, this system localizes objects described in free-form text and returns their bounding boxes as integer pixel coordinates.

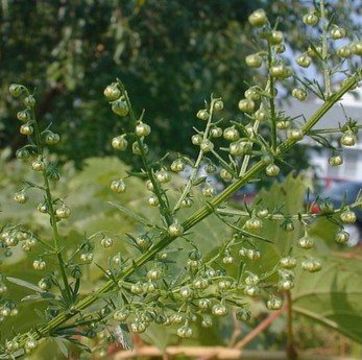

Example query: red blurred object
[310,202,320,214]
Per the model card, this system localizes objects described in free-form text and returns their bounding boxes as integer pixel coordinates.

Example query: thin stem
[267,43,277,151]
[216,198,362,220]
[31,108,72,302]
[12,69,361,353]
[121,85,173,226]
[320,0,332,98]
[286,290,297,360]
[210,149,237,176]
[308,125,362,135]
[173,99,216,213]
[238,119,261,177]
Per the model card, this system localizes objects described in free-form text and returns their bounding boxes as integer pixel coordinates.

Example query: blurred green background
[1,0,360,165]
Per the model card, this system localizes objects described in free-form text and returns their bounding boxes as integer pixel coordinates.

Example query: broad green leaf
[292,256,362,344]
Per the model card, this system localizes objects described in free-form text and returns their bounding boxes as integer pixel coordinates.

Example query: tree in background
[0,0,360,167]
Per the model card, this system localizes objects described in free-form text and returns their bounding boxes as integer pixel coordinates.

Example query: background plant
[0,1,361,359]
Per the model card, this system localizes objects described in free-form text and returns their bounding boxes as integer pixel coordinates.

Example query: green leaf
[6,276,43,293]
[292,256,362,343]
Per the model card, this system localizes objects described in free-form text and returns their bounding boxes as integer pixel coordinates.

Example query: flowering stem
[173,99,217,213]
[120,83,173,226]
[13,69,361,354]
[31,109,72,303]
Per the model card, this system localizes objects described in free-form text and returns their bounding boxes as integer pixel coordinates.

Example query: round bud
[223,126,240,141]
[220,168,233,182]
[214,100,224,111]
[352,41,362,56]
[55,205,71,219]
[267,296,283,310]
[340,210,356,224]
[37,202,48,213]
[236,309,251,321]
[247,249,261,261]
[147,194,159,207]
[179,286,193,298]
[25,338,38,352]
[14,191,28,204]
[331,26,346,40]
[170,159,185,173]
[202,184,215,197]
[104,83,121,101]
[278,279,294,290]
[257,209,269,218]
[248,9,268,27]
[24,95,36,108]
[245,273,259,286]
[177,325,193,338]
[198,298,211,310]
[147,269,161,281]
[265,164,280,177]
[9,83,24,97]
[16,148,31,160]
[301,258,322,272]
[296,53,312,68]
[270,64,288,79]
[181,197,193,208]
[255,107,267,121]
[328,155,343,166]
[155,169,171,183]
[222,255,234,264]
[337,45,352,58]
[280,256,297,269]
[245,217,263,232]
[200,139,214,152]
[335,230,349,244]
[340,131,356,147]
[212,304,228,316]
[111,99,128,117]
[101,237,113,248]
[210,127,223,138]
[130,321,146,333]
[191,134,203,145]
[292,88,307,101]
[245,87,260,101]
[110,179,126,193]
[229,141,243,156]
[168,222,184,237]
[298,235,314,249]
[277,120,290,130]
[196,109,209,121]
[245,54,263,68]
[132,141,148,155]
[135,122,151,137]
[38,278,51,290]
[145,179,154,191]
[17,110,31,122]
[288,128,304,141]
[45,132,60,145]
[201,315,213,328]
[113,309,129,322]
[31,160,45,172]
[112,135,128,150]
[269,30,283,45]
[238,98,255,113]
[303,12,319,26]
[244,285,260,297]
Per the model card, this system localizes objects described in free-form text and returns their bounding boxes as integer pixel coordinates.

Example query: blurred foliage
[1,153,361,358]
[2,0,359,168]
